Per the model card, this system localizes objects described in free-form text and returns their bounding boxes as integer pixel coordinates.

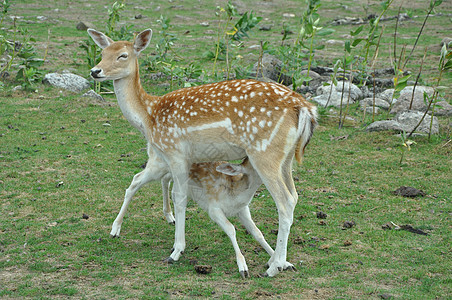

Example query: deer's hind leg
[248,154,297,277]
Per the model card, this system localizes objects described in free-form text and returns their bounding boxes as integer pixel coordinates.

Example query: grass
[1,0,451,299]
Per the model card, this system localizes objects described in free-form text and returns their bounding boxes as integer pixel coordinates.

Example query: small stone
[81,89,104,101]
[76,21,94,31]
[259,24,272,31]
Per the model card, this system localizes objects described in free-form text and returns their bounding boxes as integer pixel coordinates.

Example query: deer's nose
[90,68,102,78]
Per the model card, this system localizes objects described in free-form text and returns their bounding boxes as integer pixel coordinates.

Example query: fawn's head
[87,29,152,81]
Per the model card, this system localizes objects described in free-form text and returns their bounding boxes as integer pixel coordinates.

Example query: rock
[302,70,321,79]
[252,53,292,86]
[371,67,395,77]
[376,89,395,104]
[433,101,452,116]
[43,72,90,93]
[360,97,390,110]
[366,120,406,132]
[317,80,363,101]
[283,13,295,18]
[325,39,345,46]
[311,92,351,108]
[390,86,435,114]
[394,110,439,134]
[367,110,439,134]
[82,89,104,101]
[259,24,272,31]
[76,21,95,31]
[362,106,381,114]
[313,80,362,108]
[360,85,372,98]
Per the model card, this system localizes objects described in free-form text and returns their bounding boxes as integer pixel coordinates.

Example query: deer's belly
[188,142,246,162]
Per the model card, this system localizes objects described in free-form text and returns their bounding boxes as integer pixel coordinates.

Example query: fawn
[110,152,273,278]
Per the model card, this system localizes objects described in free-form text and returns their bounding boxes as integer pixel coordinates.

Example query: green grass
[1,0,451,299]
[1,91,450,299]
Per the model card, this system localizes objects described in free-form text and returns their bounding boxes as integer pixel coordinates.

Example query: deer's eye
[118,53,128,60]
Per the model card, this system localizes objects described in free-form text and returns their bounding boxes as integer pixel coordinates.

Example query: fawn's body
[111,154,273,278]
[88,28,317,277]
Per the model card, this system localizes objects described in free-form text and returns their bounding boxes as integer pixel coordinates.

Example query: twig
[393,4,403,67]
[403,1,437,69]
[365,206,382,214]
[409,47,427,110]
[441,140,451,148]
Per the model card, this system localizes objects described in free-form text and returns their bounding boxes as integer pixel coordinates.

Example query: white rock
[43,72,90,93]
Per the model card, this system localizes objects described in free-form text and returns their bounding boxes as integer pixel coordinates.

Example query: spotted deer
[87,28,317,277]
[110,154,274,278]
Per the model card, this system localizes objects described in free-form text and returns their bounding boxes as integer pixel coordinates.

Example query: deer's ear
[216,163,243,176]
[134,29,152,54]
[87,29,113,49]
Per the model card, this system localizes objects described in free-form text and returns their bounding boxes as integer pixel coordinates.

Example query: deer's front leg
[164,166,189,263]
[111,167,154,237]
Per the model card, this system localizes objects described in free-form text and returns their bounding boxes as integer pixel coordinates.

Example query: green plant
[153,14,179,63]
[206,1,261,78]
[106,1,133,41]
[1,0,44,90]
[277,0,334,89]
[1,2,452,298]
[80,1,133,93]
[408,43,451,139]
[399,131,416,165]
[10,28,43,90]
[403,0,443,68]
[323,59,341,108]
[79,39,102,92]
[160,61,202,90]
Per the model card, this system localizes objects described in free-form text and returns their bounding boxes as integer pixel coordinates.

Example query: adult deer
[87,28,317,277]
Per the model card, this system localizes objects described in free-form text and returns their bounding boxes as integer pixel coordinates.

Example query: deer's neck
[113,65,155,136]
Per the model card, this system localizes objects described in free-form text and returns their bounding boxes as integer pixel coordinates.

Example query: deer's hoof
[240,270,249,279]
[163,257,175,264]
